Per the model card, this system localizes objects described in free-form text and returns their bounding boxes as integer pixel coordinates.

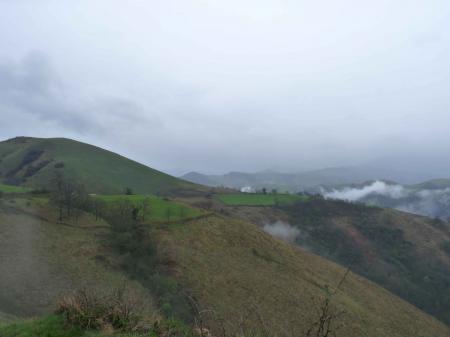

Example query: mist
[324,180,450,219]
[263,221,300,243]
[324,181,406,201]
[1,1,450,176]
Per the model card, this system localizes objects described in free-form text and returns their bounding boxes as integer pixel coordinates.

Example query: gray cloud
[0,52,92,131]
[1,1,450,176]
[0,52,162,142]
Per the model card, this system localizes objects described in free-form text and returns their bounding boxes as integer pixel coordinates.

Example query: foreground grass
[0,315,194,337]
[0,315,100,337]
[95,194,203,222]
[216,193,308,206]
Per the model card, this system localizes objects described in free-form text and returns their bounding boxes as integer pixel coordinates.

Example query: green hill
[0,137,202,195]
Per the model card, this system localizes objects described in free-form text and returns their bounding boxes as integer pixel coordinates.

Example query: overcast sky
[1,0,450,175]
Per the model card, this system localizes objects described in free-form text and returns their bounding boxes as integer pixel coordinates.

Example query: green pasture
[216,193,308,206]
[95,194,203,222]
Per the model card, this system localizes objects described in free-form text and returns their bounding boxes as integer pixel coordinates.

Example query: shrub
[56,287,144,332]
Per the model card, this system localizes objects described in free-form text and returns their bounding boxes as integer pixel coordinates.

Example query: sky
[1,0,450,175]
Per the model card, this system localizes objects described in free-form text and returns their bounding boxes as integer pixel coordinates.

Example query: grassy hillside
[0,137,201,195]
[1,195,448,337]
[157,215,449,337]
[0,196,156,318]
[217,197,450,326]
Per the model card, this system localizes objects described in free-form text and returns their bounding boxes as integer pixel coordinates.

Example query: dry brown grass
[56,286,146,332]
[156,215,450,337]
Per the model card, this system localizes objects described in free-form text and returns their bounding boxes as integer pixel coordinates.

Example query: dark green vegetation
[271,198,450,326]
[0,137,202,195]
[217,193,308,206]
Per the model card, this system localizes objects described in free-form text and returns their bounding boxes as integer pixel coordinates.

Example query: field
[216,193,308,206]
[95,194,204,222]
[0,183,31,194]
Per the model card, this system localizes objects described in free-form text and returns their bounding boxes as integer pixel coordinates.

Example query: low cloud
[324,181,405,201]
[324,180,450,219]
[263,221,300,243]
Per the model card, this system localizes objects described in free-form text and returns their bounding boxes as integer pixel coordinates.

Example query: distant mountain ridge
[181,167,414,192]
[182,166,450,193]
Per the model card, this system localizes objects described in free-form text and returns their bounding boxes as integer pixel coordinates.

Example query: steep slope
[0,197,156,318]
[0,137,201,195]
[1,196,448,336]
[215,197,450,326]
[157,215,449,337]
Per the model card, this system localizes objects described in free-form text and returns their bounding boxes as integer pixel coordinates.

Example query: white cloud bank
[324,181,405,201]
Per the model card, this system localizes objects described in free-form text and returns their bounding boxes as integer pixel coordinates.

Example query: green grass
[95,194,203,222]
[0,315,101,337]
[0,137,202,195]
[216,193,308,206]
[0,183,31,194]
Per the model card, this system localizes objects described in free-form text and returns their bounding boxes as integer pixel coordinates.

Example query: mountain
[181,166,423,193]
[182,159,450,193]
[0,137,202,195]
[0,194,448,337]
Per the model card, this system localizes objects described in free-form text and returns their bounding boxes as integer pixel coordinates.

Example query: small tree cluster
[50,172,89,222]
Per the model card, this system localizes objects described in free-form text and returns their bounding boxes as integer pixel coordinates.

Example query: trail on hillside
[0,211,70,316]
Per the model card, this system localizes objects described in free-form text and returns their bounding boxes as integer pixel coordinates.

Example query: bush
[56,287,144,332]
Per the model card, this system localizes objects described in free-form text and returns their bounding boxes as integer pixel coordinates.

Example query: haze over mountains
[2,1,450,336]
[182,166,450,219]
